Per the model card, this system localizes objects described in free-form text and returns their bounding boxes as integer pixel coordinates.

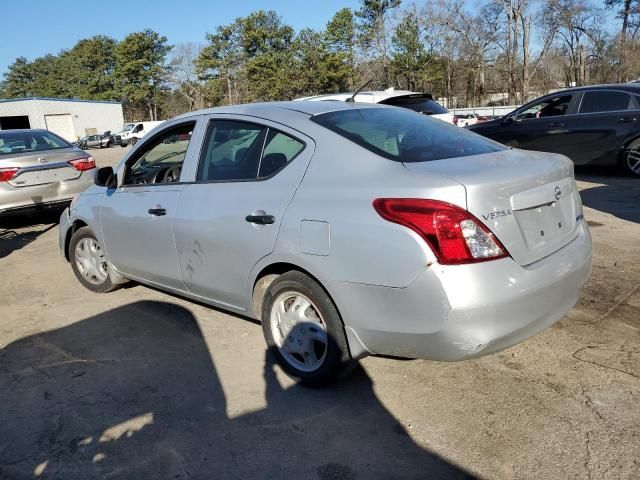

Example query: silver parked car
[58,102,592,385]
[1,129,96,216]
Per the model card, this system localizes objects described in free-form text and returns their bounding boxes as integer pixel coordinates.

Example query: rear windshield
[311,107,505,163]
[0,130,71,156]
[379,96,448,114]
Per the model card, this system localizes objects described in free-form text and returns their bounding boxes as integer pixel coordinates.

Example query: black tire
[261,271,355,387]
[130,137,138,147]
[621,138,640,178]
[69,227,118,293]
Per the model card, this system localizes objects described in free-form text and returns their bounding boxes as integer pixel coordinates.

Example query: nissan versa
[59,101,592,386]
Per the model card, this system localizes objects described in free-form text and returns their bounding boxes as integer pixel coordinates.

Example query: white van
[115,121,164,147]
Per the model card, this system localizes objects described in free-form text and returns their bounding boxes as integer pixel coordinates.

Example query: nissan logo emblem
[554,186,562,200]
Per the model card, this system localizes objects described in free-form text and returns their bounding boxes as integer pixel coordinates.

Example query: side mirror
[95,166,116,188]
[502,115,515,125]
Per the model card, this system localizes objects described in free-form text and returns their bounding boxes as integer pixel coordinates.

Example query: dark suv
[468,84,640,177]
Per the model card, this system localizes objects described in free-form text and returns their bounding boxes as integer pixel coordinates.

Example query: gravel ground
[0,149,638,479]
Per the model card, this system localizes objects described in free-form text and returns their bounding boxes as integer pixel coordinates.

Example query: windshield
[311,107,504,163]
[122,123,135,132]
[0,130,71,156]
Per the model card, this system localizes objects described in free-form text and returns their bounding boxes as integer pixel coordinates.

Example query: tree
[198,11,295,103]
[168,43,207,111]
[115,29,172,120]
[1,57,35,98]
[66,36,118,100]
[325,8,357,88]
[390,9,432,91]
[356,0,402,86]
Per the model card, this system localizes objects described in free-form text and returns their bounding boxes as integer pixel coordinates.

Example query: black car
[467,84,640,177]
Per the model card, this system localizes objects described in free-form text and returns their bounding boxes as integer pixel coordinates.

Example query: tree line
[2,0,639,121]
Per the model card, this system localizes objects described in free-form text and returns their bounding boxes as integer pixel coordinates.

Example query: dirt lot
[0,148,638,479]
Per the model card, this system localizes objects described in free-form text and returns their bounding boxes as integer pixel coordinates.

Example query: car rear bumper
[0,171,94,215]
[331,221,592,361]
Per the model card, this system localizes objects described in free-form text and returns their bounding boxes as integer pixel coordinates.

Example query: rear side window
[311,107,504,163]
[0,130,70,155]
[380,96,448,115]
[579,91,631,113]
[197,120,304,181]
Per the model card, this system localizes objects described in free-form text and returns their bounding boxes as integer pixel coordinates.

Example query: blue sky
[0,0,361,75]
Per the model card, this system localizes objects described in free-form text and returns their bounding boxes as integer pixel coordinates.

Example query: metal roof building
[0,97,124,142]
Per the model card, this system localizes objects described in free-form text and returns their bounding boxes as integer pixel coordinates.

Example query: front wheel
[130,137,138,147]
[69,227,119,293]
[621,139,640,178]
[261,271,355,387]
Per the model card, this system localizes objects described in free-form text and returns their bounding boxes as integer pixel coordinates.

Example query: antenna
[346,78,374,103]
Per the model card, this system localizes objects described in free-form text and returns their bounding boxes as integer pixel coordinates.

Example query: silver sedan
[59,101,592,386]
[1,129,95,217]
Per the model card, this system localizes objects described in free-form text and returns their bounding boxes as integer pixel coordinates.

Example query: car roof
[0,128,48,134]
[172,100,389,122]
[545,83,640,95]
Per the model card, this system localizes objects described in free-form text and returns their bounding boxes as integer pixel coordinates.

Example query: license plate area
[10,166,80,187]
[514,195,576,250]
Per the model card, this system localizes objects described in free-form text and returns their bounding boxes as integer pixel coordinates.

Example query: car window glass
[258,130,304,178]
[380,97,448,115]
[312,107,504,163]
[579,91,631,114]
[124,122,195,185]
[517,95,572,120]
[0,130,70,155]
[197,120,267,182]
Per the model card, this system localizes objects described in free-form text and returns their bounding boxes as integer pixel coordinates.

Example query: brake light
[373,198,508,265]
[68,157,96,171]
[0,167,19,182]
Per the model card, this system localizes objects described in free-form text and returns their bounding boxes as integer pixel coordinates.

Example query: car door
[560,89,639,165]
[173,116,314,310]
[492,93,578,152]
[100,119,199,289]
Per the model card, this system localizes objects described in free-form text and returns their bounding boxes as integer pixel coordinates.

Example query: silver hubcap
[74,237,108,285]
[269,292,328,373]
[627,148,640,175]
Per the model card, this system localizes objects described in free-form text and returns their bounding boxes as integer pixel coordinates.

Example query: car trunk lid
[1,149,85,187]
[403,149,582,266]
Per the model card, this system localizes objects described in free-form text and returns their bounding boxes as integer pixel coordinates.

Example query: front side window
[579,91,631,114]
[123,122,195,185]
[0,130,70,155]
[311,107,504,163]
[517,95,573,120]
[197,120,304,181]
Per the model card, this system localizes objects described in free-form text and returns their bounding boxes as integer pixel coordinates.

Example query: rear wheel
[261,271,355,387]
[69,227,118,293]
[130,137,138,147]
[621,139,640,178]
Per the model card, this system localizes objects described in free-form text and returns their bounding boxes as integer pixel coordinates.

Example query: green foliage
[66,36,118,100]
[115,29,172,119]
[390,10,437,91]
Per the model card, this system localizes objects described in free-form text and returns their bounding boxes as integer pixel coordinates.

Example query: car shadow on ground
[0,210,62,260]
[575,167,640,224]
[0,301,476,480]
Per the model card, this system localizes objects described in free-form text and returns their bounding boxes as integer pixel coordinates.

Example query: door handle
[245,214,275,225]
[148,207,167,216]
[548,122,564,128]
[619,116,636,123]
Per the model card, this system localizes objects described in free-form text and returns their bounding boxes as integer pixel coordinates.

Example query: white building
[0,97,124,142]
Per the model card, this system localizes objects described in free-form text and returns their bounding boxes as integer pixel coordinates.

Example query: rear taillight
[373,198,508,265]
[68,157,96,171]
[0,167,19,182]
